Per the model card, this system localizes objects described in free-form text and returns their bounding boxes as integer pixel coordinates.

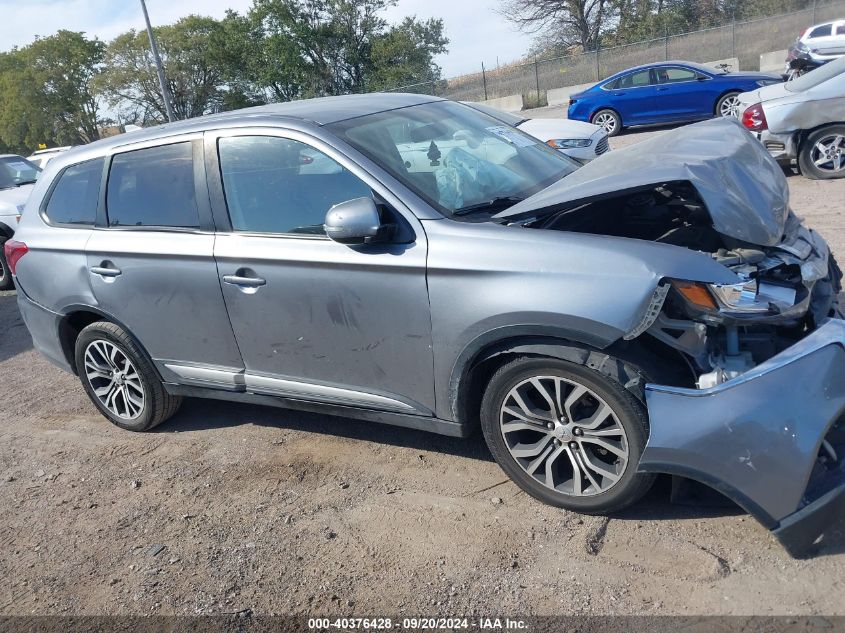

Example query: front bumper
[641,318,845,557]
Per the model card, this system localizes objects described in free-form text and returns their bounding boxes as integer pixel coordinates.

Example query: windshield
[0,155,41,189]
[328,100,579,217]
[786,55,845,92]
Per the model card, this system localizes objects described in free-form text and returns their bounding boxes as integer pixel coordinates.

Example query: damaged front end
[496,118,845,555]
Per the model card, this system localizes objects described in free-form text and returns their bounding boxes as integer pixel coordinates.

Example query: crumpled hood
[496,117,790,246]
[0,183,34,215]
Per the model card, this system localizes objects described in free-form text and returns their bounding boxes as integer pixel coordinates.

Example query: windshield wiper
[453,196,524,217]
[15,179,37,186]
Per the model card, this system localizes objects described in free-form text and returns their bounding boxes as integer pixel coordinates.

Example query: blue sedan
[567,61,782,136]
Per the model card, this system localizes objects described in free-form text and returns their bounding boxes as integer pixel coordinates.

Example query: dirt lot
[1,127,845,618]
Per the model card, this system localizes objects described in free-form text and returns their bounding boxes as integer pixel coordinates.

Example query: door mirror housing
[325,197,384,244]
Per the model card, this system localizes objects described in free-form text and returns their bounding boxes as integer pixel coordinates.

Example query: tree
[499,0,614,53]
[29,31,104,143]
[209,9,305,104]
[96,16,228,123]
[0,31,103,151]
[248,0,447,96]
[368,17,448,90]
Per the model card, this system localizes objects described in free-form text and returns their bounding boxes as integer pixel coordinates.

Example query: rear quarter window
[106,142,199,229]
[43,157,104,226]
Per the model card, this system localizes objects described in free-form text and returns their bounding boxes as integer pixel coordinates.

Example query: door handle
[223,274,266,288]
[612,91,625,96]
[90,265,121,277]
[656,87,669,91]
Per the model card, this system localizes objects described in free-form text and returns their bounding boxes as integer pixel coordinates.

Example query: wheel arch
[796,121,845,151]
[58,305,159,379]
[0,221,15,240]
[590,106,623,126]
[449,327,661,430]
[713,89,743,116]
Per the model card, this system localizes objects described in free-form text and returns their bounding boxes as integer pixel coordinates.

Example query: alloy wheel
[84,340,145,420]
[594,112,618,134]
[499,375,629,496]
[811,134,845,173]
[719,95,741,118]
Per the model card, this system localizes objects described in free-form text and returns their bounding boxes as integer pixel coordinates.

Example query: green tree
[96,15,228,123]
[0,31,103,151]
[248,0,447,95]
[368,17,448,90]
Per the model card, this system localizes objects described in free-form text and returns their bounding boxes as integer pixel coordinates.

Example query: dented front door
[208,130,435,416]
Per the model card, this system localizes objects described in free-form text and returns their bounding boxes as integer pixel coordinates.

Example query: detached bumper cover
[642,318,845,557]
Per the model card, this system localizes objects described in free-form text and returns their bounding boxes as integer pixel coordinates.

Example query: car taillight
[3,239,28,275]
[741,103,768,132]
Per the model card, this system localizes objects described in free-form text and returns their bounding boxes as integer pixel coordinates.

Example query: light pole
[139,0,176,122]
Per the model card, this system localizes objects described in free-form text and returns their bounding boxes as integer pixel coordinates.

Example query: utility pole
[140,0,176,122]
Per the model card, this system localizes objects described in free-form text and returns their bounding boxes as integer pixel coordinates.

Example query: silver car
[0,154,41,290]
[7,95,845,556]
[738,55,845,178]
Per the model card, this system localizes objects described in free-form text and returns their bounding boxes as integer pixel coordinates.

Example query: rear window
[106,142,199,228]
[44,158,104,225]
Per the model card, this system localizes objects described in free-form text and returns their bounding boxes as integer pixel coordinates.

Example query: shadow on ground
[157,396,495,463]
[0,291,33,364]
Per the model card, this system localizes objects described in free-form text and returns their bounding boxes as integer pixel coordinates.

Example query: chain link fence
[384,0,845,106]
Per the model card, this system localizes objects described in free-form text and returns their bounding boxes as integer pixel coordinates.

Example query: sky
[0,0,536,78]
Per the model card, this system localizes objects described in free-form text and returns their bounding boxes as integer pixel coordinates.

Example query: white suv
[0,154,40,289]
[795,19,845,64]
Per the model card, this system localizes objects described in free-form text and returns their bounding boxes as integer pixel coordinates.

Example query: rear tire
[591,109,622,137]
[480,355,655,514]
[0,237,12,291]
[798,125,845,180]
[74,321,181,431]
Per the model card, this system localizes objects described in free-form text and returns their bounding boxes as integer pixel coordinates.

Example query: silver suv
[8,95,845,556]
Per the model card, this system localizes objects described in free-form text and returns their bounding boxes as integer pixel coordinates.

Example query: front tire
[591,109,622,137]
[0,237,13,291]
[715,91,741,118]
[480,356,654,514]
[798,125,845,180]
[74,321,182,431]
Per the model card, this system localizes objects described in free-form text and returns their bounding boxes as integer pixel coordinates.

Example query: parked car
[0,154,40,290]
[788,20,845,69]
[568,61,783,136]
[738,54,845,179]
[463,101,609,163]
[7,95,844,556]
[27,146,72,169]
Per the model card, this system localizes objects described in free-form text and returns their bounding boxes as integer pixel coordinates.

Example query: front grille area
[595,136,610,155]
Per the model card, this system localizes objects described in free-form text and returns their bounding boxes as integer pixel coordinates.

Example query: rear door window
[618,70,653,88]
[655,66,698,84]
[809,24,832,38]
[106,142,199,228]
[44,158,104,225]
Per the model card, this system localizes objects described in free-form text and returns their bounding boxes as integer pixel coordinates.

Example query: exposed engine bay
[528,180,842,389]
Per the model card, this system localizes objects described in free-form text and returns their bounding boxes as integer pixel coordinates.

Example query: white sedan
[463,101,610,163]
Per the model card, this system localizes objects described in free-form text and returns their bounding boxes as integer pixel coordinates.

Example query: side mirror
[325,197,383,245]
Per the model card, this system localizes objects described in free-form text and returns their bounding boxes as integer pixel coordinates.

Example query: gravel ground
[1,126,844,618]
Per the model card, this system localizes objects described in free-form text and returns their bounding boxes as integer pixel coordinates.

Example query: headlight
[756,79,781,87]
[670,279,796,319]
[547,138,592,149]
